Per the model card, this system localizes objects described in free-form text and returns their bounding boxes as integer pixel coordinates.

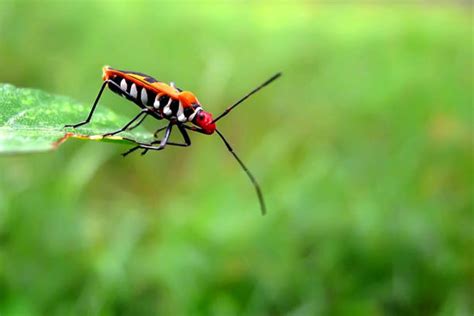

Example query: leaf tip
[52,132,74,150]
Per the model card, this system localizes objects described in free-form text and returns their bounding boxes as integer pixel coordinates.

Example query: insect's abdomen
[107,74,186,122]
[107,75,157,109]
[106,74,184,121]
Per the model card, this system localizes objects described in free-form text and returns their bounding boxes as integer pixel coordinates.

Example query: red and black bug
[65,66,281,215]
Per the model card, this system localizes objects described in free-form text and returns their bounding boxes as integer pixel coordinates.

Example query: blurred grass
[0,2,472,316]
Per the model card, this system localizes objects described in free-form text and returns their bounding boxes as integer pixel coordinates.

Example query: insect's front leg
[153,126,168,138]
[183,125,208,135]
[140,123,191,155]
[121,124,191,157]
[121,122,173,157]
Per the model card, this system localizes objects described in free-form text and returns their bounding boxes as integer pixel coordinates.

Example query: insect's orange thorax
[179,91,199,108]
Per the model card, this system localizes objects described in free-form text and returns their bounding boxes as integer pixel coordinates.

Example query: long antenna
[215,129,266,215]
[212,72,282,124]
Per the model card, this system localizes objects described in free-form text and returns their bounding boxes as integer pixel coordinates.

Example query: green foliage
[0,2,472,316]
[0,84,153,153]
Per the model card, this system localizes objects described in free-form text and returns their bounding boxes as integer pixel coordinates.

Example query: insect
[65,66,281,215]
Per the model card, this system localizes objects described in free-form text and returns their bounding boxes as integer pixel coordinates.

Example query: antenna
[212,72,282,124]
[215,129,266,215]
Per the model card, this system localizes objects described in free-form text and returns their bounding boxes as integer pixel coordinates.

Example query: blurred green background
[0,1,472,315]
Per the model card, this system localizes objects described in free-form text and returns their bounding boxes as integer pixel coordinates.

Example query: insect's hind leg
[102,109,149,137]
[126,113,148,131]
[65,80,109,128]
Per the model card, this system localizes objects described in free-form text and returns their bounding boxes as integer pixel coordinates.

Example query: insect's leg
[121,143,149,157]
[140,123,173,155]
[154,126,168,138]
[102,109,149,137]
[65,80,109,128]
[121,123,173,157]
[183,125,209,135]
[121,123,193,156]
[121,124,169,152]
[141,123,191,155]
[121,134,190,157]
[130,125,170,156]
[177,124,192,146]
[126,113,148,131]
[121,141,177,157]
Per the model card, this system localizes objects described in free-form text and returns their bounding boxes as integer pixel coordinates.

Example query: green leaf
[0,84,155,154]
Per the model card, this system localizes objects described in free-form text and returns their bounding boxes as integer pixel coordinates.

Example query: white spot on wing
[163,98,172,115]
[141,88,148,106]
[154,95,160,109]
[177,102,186,122]
[130,83,137,98]
[120,79,127,91]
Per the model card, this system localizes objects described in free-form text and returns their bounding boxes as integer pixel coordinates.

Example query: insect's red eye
[199,113,204,120]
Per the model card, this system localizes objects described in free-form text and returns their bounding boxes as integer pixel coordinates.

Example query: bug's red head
[193,110,216,134]
[179,91,216,134]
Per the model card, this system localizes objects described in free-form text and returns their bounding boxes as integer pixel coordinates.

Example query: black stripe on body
[114,68,160,83]
[158,95,170,110]
[143,88,156,108]
[183,107,194,118]
[144,77,159,84]
[108,75,123,94]
[169,99,179,118]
